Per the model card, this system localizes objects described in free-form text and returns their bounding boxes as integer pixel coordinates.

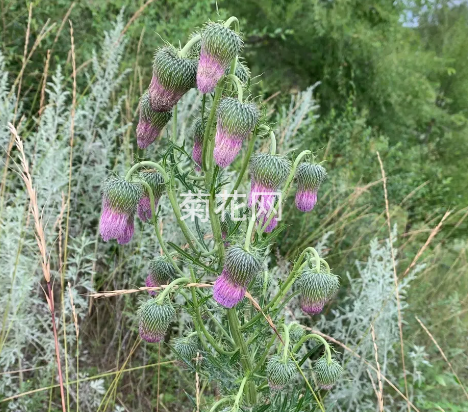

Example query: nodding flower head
[149,46,197,112]
[213,245,262,308]
[266,355,296,391]
[289,323,305,344]
[197,22,242,93]
[99,175,143,245]
[138,299,175,343]
[297,265,340,315]
[295,163,327,212]
[313,356,343,390]
[191,118,205,171]
[173,336,199,367]
[137,90,172,149]
[137,170,165,222]
[219,210,233,241]
[249,153,291,232]
[145,256,176,296]
[213,98,259,168]
[224,59,251,83]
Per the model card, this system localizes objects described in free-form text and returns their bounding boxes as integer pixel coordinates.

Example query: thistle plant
[97,16,343,410]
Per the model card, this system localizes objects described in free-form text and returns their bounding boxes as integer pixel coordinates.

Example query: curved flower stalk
[266,355,296,390]
[191,117,205,171]
[99,175,143,244]
[248,153,291,232]
[145,256,176,296]
[297,265,340,315]
[312,356,343,390]
[224,59,250,83]
[197,22,243,93]
[295,162,327,212]
[138,299,176,343]
[213,97,259,168]
[137,170,165,221]
[213,245,262,308]
[149,46,197,112]
[136,90,172,149]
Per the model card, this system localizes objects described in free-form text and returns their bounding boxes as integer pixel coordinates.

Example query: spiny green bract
[266,355,296,390]
[312,356,343,389]
[191,117,206,143]
[289,324,305,343]
[201,22,243,66]
[138,299,176,343]
[173,336,199,364]
[138,170,165,198]
[217,97,259,136]
[102,175,143,213]
[296,163,327,191]
[297,266,340,301]
[148,256,176,285]
[224,245,262,285]
[250,153,292,188]
[140,90,172,126]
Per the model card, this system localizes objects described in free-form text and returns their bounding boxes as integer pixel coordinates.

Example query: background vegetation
[0,0,467,411]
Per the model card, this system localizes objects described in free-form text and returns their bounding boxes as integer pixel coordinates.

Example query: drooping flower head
[213,98,259,168]
[173,335,199,367]
[99,175,143,244]
[137,90,172,149]
[266,355,296,391]
[137,170,165,222]
[295,163,327,212]
[191,117,205,171]
[312,356,343,390]
[213,245,262,308]
[289,323,305,344]
[149,46,197,112]
[197,22,242,93]
[297,265,340,315]
[138,299,175,343]
[145,256,176,296]
[249,153,291,232]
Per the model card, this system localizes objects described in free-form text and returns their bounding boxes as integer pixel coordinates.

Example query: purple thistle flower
[212,245,262,308]
[213,98,259,168]
[138,299,175,343]
[248,153,291,232]
[149,47,197,112]
[191,118,205,171]
[197,23,242,94]
[297,265,340,315]
[136,170,165,222]
[295,163,327,212]
[145,256,176,296]
[137,91,172,149]
[99,176,143,245]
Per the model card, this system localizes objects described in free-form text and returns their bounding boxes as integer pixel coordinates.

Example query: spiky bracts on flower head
[99,176,143,244]
[289,324,305,343]
[145,256,176,296]
[312,356,343,390]
[295,163,327,212]
[173,336,199,367]
[213,245,262,308]
[138,299,175,343]
[224,59,251,83]
[213,98,259,168]
[137,170,165,222]
[197,22,242,93]
[137,90,172,149]
[149,46,197,112]
[297,265,340,315]
[266,355,296,390]
[191,117,205,171]
[249,153,291,232]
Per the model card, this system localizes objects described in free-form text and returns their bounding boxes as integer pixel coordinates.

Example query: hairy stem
[292,334,333,363]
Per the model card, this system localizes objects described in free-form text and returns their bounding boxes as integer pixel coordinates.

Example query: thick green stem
[172,104,178,142]
[226,74,243,102]
[208,181,226,265]
[179,289,210,353]
[232,376,248,411]
[155,277,190,303]
[178,34,201,57]
[320,258,330,273]
[208,397,233,412]
[269,131,276,155]
[227,309,257,405]
[282,323,293,362]
[291,333,333,363]
[224,16,240,32]
[244,205,256,251]
[125,161,168,182]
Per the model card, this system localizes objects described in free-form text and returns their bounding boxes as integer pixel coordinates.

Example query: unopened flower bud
[138,299,175,343]
[249,153,291,232]
[99,175,143,244]
[297,266,339,315]
[312,356,343,390]
[137,170,165,221]
[213,245,262,308]
[149,46,197,112]
[213,98,259,168]
[295,163,327,212]
[191,118,205,171]
[137,90,172,149]
[197,22,242,93]
[266,355,296,390]
[145,256,176,296]
[289,324,305,343]
[173,336,199,367]
[224,59,251,83]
